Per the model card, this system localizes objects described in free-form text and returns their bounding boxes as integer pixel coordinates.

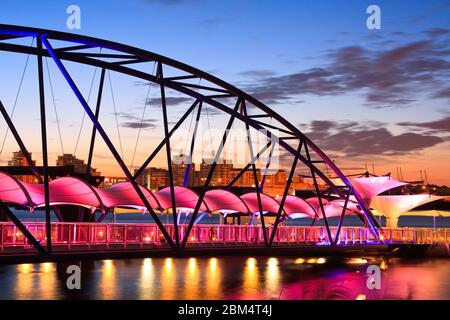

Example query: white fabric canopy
[351,176,407,202]
[400,210,450,217]
[370,194,445,228]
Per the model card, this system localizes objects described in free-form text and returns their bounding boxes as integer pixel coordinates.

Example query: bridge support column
[386,216,399,229]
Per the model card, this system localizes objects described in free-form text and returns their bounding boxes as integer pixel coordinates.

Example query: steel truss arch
[0,25,380,251]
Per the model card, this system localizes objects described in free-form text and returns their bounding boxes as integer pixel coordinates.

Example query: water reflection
[39,263,56,299]
[206,258,221,299]
[184,258,199,299]
[241,257,260,299]
[265,258,281,298]
[1,256,449,300]
[15,264,35,299]
[100,260,116,299]
[160,258,175,300]
[139,258,154,299]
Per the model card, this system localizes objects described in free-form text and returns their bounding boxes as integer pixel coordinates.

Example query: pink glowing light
[240,192,281,214]
[203,189,249,213]
[155,186,208,212]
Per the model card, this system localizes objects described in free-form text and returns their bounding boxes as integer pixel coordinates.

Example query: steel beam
[252,119,294,136]
[41,36,176,249]
[52,206,64,222]
[259,142,276,192]
[157,62,179,247]
[304,143,333,245]
[133,100,199,179]
[0,101,42,183]
[334,187,351,245]
[0,203,47,255]
[226,141,272,190]
[86,68,106,178]
[269,141,303,245]
[242,100,268,246]
[181,98,241,248]
[37,35,52,253]
[183,101,202,187]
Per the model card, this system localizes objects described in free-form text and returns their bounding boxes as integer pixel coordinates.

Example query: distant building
[7,151,38,184]
[56,153,100,176]
[135,167,169,191]
[172,161,196,187]
[129,159,326,194]
[8,151,34,167]
[100,176,128,189]
[200,159,233,186]
[56,154,87,173]
[171,154,196,187]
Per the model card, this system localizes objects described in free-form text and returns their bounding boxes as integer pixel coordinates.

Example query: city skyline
[0,0,449,185]
[5,150,312,196]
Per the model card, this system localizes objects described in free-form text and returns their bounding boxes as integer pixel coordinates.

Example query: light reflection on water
[100,260,116,300]
[139,258,154,299]
[1,256,450,300]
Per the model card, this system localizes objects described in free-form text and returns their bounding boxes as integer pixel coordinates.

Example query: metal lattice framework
[0,25,380,254]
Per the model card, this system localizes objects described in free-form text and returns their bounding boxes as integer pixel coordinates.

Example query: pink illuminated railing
[0,222,448,252]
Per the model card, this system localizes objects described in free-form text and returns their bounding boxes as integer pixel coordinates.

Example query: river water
[0,256,449,300]
[2,210,450,300]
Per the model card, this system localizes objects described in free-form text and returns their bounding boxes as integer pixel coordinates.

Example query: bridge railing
[0,222,449,252]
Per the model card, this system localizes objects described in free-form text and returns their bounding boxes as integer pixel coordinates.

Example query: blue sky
[0,0,449,183]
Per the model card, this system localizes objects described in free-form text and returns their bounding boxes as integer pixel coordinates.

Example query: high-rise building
[231,169,262,187]
[7,151,38,184]
[171,154,196,186]
[56,154,88,173]
[263,170,286,186]
[135,167,169,191]
[172,161,196,187]
[200,159,234,186]
[8,151,34,167]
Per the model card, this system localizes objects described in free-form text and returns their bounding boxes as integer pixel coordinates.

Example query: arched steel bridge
[0,25,381,256]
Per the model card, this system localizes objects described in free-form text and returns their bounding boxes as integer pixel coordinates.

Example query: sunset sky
[0,0,449,185]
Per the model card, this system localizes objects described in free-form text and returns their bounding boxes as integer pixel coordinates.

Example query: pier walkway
[0,222,448,255]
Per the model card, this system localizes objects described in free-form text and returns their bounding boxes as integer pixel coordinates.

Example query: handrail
[0,222,448,253]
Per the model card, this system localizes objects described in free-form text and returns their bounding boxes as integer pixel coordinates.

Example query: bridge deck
[0,222,448,263]
[0,222,448,253]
